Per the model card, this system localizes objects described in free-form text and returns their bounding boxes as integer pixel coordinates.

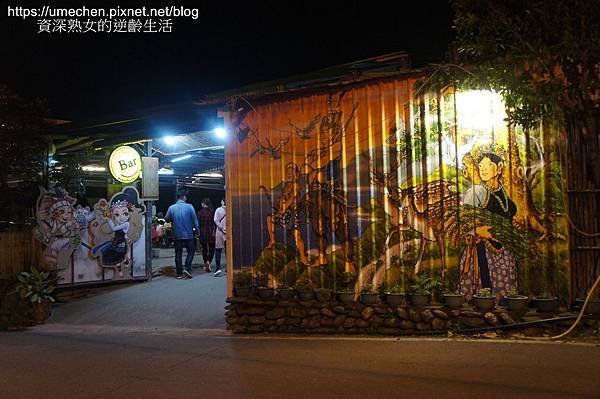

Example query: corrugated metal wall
[226,77,570,301]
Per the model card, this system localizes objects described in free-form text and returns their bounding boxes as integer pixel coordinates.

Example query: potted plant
[575,297,600,315]
[255,272,274,298]
[442,289,465,310]
[360,283,378,305]
[534,292,558,313]
[504,289,529,312]
[408,273,441,307]
[276,285,295,300]
[383,282,406,306]
[315,287,333,301]
[233,271,252,297]
[16,267,57,323]
[336,271,356,303]
[294,278,315,301]
[473,288,495,312]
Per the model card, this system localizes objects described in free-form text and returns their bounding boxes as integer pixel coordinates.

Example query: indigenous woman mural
[458,150,519,300]
[91,187,145,279]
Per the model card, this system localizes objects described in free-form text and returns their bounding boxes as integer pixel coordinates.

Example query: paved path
[1,330,598,399]
[48,267,227,330]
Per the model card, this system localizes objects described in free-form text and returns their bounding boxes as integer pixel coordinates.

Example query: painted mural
[228,81,570,302]
[34,186,147,285]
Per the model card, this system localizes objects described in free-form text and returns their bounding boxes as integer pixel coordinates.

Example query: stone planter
[360,292,379,305]
[257,287,275,299]
[535,297,558,313]
[277,287,295,300]
[31,301,51,323]
[337,291,355,303]
[443,293,464,309]
[505,295,529,312]
[296,289,314,301]
[575,298,600,315]
[473,295,495,312]
[384,293,405,307]
[234,287,251,297]
[315,289,333,302]
[408,294,430,307]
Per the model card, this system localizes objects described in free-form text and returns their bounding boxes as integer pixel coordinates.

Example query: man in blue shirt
[165,190,200,279]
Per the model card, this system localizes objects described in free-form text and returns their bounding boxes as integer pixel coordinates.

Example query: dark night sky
[0,1,453,122]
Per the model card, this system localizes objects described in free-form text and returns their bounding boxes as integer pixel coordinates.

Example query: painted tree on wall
[448,0,600,299]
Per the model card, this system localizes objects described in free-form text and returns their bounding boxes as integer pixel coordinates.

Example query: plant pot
[473,296,495,312]
[505,295,529,312]
[234,287,251,297]
[408,294,430,307]
[575,298,600,315]
[337,291,355,303]
[535,297,558,313]
[443,293,465,309]
[360,292,379,305]
[384,293,406,307]
[315,289,333,301]
[31,302,51,323]
[296,289,314,301]
[257,287,275,299]
[277,287,295,300]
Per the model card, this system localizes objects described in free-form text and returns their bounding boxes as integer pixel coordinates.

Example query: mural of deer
[373,174,459,280]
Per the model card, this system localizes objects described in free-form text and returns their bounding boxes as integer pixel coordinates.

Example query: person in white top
[213,199,226,276]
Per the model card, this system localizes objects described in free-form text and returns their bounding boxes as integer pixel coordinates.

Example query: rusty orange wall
[226,78,570,301]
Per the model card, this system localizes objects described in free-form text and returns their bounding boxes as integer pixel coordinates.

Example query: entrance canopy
[46,102,226,190]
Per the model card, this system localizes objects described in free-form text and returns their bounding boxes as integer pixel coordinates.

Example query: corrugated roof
[198,51,417,105]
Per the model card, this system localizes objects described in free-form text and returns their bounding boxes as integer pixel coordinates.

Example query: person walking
[197,198,216,273]
[165,189,199,279]
[213,198,226,276]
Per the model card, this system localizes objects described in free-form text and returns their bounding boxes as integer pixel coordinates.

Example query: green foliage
[535,291,555,299]
[476,288,492,298]
[294,277,315,291]
[505,288,523,298]
[361,282,375,294]
[254,271,270,288]
[384,282,405,294]
[233,271,252,287]
[0,85,48,221]
[0,277,33,330]
[409,272,442,295]
[50,147,95,198]
[341,271,356,291]
[451,0,600,130]
[15,267,56,304]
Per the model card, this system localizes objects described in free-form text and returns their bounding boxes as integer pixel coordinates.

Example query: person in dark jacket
[197,198,216,272]
[165,190,199,279]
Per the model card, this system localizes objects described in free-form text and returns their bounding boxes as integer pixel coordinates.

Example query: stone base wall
[225,296,600,335]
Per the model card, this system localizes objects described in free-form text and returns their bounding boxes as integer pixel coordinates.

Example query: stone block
[265,307,286,320]
[321,308,337,318]
[361,307,375,320]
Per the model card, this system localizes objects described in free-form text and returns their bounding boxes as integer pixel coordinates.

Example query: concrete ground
[48,253,227,330]
[1,330,599,399]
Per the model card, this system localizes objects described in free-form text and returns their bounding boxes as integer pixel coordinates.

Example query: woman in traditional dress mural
[91,188,144,278]
[459,151,518,300]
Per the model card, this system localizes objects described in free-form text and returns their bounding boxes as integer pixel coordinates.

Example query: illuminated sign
[109,146,142,183]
